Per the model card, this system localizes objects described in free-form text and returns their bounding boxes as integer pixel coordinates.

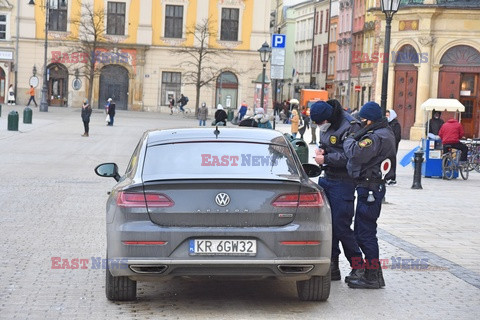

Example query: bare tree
[171,17,232,115]
[68,0,112,105]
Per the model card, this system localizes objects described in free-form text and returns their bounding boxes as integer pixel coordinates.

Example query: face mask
[319,122,331,132]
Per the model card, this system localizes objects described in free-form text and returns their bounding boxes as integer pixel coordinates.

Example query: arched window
[216,71,238,109]
[440,45,480,66]
[394,44,419,64]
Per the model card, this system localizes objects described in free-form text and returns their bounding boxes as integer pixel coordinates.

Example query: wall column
[410,36,435,140]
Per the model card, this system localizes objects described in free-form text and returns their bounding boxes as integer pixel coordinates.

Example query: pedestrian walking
[386,109,402,185]
[8,84,16,105]
[81,99,92,137]
[169,97,175,115]
[298,106,310,139]
[343,101,396,289]
[198,102,208,126]
[290,109,299,138]
[26,85,38,107]
[177,94,188,113]
[107,100,116,126]
[105,98,112,125]
[310,100,363,282]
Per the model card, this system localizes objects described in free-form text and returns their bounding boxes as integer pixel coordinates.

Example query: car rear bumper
[108,258,331,280]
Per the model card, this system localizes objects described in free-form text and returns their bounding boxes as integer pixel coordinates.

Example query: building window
[48,0,68,32]
[161,72,181,106]
[107,2,126,35]
[165,5,183,38]
[0,14,7,40]
[319,11,323,34]
[221,8,239,41]
[323,44,328,73]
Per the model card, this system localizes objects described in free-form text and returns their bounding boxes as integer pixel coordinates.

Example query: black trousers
[27,96,37,106]
[83,120,89,134]
[443,142,468,162]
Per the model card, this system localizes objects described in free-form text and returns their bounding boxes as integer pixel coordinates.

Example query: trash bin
[227,109,234,122]
[283,132,294,142]
[292,138,309,164]
[8,110,19,131]
[23,107,33,124]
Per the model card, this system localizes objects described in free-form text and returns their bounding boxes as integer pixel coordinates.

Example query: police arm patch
[358,138,373,148]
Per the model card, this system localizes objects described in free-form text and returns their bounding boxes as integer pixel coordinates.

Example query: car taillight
[117,192,174,208]
[272,192,324,207]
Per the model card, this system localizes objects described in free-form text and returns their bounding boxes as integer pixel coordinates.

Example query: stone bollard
[411,150,424,189]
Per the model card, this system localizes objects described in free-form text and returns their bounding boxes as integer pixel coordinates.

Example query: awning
[421,98,465,112]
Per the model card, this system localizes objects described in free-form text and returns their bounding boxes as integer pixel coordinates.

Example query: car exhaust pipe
[129,265,168,274]
[277,265,314,274]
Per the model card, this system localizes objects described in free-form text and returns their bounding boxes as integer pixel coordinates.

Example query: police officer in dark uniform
[310,100,363,281]
[343,101,396,289]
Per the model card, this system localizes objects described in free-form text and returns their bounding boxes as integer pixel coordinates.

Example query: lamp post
[258,42,271,114]
[380,0,400,115]
[29,0,67,112]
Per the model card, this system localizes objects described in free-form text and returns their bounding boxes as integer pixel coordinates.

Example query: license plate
[189,239,257,256]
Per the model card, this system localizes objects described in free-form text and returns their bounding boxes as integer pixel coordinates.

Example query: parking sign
[272,34,286,49]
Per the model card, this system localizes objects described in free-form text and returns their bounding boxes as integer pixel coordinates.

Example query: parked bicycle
[463,139,480,173]
[172,104,192,115]
[442,146,468,180]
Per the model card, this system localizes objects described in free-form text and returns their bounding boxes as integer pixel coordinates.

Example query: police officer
[310,100,363,281]
[343,101,396,289]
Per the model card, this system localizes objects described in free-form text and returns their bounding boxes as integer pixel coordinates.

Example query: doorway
[99,65,129,110]
[393,65,417,139]
[47,64,68,106]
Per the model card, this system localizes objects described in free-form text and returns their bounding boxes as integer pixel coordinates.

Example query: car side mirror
[95,163,121,182]
[302,163,323,178]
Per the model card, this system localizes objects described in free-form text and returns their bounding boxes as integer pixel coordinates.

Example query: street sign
[271,34,286,80]
[272,34,286,48]
[355,85,361,92]
[271,48,285,65]
[271,65,284,79]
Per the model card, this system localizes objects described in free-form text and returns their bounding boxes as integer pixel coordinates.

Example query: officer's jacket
[343,118,396,183]
[319,112,361,180]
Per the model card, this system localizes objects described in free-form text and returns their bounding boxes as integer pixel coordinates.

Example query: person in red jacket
[438,118,468,162]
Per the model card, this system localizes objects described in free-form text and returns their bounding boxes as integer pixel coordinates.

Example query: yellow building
[7,0,272,111]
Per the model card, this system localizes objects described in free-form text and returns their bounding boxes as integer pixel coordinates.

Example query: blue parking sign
[272,34,286,48]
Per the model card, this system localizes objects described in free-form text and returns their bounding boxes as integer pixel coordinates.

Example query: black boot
[348,267,381,289]
[345,268,364,283]
[330,257,341,281]
[378,266,385,287]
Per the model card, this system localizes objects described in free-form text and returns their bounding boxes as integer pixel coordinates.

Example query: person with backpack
[214,104,228,126]
[177,94,189,113]
[198,102,208,126]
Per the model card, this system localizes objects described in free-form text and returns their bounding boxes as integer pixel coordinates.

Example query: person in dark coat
[425,110,444,149]
[214,104,227,126]
[81,99,92,137]
[386,109,401,185]
[107,101,116,126]
[343,101,397,289]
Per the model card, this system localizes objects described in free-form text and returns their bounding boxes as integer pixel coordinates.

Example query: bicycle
[172,104,192,115]
[464,139,480,173]
[442,146,468,180]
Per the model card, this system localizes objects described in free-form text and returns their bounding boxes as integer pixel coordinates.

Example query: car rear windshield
[142,142,300,181]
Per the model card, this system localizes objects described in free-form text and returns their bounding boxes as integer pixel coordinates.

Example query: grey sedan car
[95,128,332,301]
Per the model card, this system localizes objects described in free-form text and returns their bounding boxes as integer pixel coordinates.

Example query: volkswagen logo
[215,193,230,207]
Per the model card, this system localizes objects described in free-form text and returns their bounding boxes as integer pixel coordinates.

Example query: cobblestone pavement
[1,106,479,319]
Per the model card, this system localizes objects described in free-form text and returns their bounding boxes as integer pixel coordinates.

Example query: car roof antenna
[214,125,220,139]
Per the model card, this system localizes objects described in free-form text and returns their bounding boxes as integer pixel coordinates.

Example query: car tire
[105,264,137,301]
[296,268,331,301]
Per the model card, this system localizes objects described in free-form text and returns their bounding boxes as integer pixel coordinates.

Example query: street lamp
[258,42,271,114]
[380,0,400,115]
[29,0,67,112]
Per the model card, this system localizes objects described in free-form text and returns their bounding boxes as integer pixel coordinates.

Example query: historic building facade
[375,0,480,139]
[9,0,271,111]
